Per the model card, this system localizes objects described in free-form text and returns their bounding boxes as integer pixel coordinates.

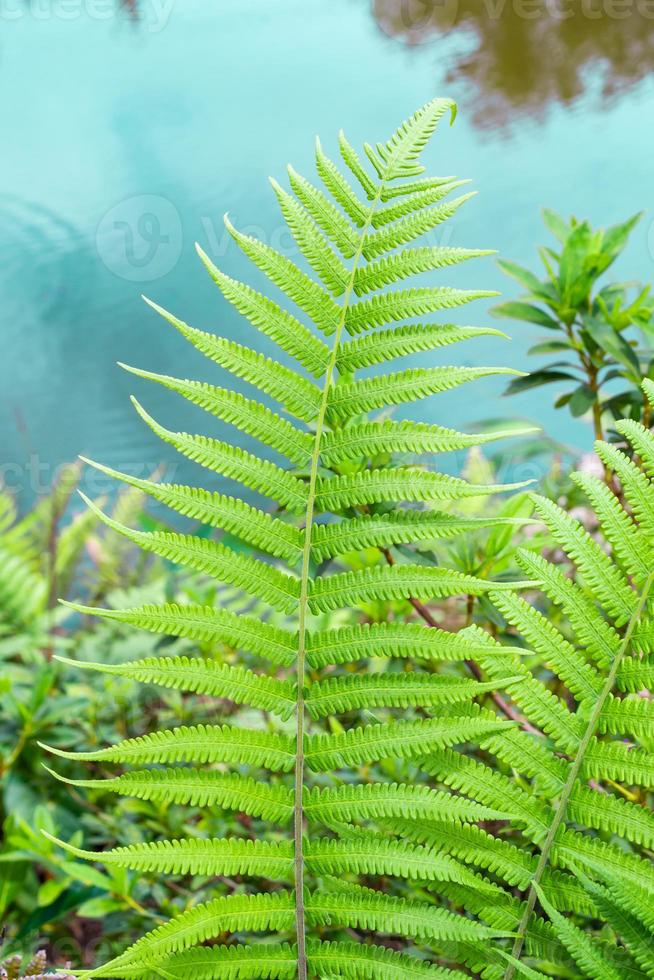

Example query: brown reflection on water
[373,0,654,128]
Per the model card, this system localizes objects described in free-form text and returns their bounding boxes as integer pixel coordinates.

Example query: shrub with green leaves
[494,209,654,445]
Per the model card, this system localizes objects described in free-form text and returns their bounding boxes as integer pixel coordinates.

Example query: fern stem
[293,181,386,979]
[504,568,654,979]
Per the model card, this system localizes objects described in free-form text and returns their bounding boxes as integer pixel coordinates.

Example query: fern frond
[60,602,297,667]
[78,892,295,978]
[79,459,303,563]
[338,130,377,199]
[46,767,294,822]
[582,738,654,788]
[198,242,335,373]
[311,510,527,561]
[567,784,654,848]
[308,564,531,614]
[617,655,654,693]
[224,214,342,338]
[344,286,497,334]
[489,588,602,703]
[595,440,654,537]
[53,654,296,719]
[315,468,529,511]
[336,322,506,371]
[516,549,620,669]
[534,885,623,980]
[305,672,516,719]
[307,939,467,980]
[306,880,506,943]
[304,782,501,826]
[270,178,348,295]
[362,193,477,259]
[420,746,550,835]
[129,398,309,513]
[306,621,519,668]
[143,298,322,420]
[371,181,470,228]
[118,364,313,466]
[366,97,457,180]
[327,366,521,418]
[42,723,295,772]
[305,835,495,892]
[598,692,654,739]
[287,165,359,256]
[113,944,297,979]
[353,246,495,294]
[305,715,510,771]
[79,496,300,613]
[314,138,367,227]
[530,492,635,624]
[572,471,653,586]
[46,833,294,879]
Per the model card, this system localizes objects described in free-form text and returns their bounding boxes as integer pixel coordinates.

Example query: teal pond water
[2,0,654,503]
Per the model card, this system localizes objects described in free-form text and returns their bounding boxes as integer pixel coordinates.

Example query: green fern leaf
[311,510,528,561]
[42,723,295,772]
[270,178,349,294]
[113,943,297,979]
[353,246,495,294]
[45,833,294,879]
[130,398,309,512]
[338,130,377,199]
[336,322,506,372]
[79,459,303,563]
[306,621,518,668]
[489,588,602,703]
[78,892,295,978]
[344,286,497,334]
[46,767,294,823]
[143,298,322,420]
[314,137,367,226]
[315,468,529,511]
[224,214,342,336]
[572,471,653,586]
[362,193,477,259]
[530,492,635,624]
[371,181,470,228]
[305,835,496,892]
[305,672,517,719]
[306,880,507,943]
[308,564,531,613]
[308,939,467,980]
[304,715,511,771]
[79,495,300,613]
[595,440,654,538]
[534,884,623,980]
[327,366,522,418]
[53,654,296,719]
[287,165,359,256]
[119,363,313,465]
[60,602,297,667]
[304,782,501,826]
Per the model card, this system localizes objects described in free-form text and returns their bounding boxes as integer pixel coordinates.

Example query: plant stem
[503,568,654,979]
[293,182,385,979]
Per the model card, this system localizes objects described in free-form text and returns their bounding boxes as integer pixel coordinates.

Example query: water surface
[2,0,654,502]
